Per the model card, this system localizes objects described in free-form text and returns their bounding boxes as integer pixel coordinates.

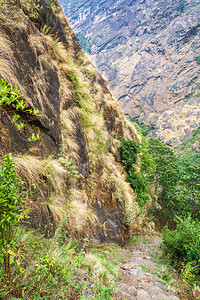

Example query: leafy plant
[0,153,27,282]
[119,137,152,207]
[0,78,21,105]
[66,70,83,103]
[196,56,200,64]
[0,78,40,138]
[148,137,178,213]
[28,132,40,142]
[179,1,184,11]
[40,24,51,35]
[171,128,200,220]
[76,32,92,54]
[119,137,140,169]
[162,216,200,282]
[0,221,120,299]
[127,114,151,136]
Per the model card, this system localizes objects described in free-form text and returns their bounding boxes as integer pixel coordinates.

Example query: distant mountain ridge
[60,0,200,146]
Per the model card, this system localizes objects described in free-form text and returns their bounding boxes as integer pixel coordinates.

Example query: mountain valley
[61,0,200,146]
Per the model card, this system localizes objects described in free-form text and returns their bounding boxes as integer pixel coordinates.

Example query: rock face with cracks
[0,0,141,244]
[61,0,200,146]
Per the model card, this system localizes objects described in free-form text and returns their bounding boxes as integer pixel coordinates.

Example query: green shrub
[119,137,140,169]
[162,216,200,275]
[196,56,200,64]
[148,137,178,208]
[0,153,27,282]
[76,32,92,54]
[119,137,152,207]
[179,1,184,11]
[127,170,150,207]
[127,115,150,136]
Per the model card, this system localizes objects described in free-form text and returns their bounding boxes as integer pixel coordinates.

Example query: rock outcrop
[61,0,200,146]
[0,0,141,244]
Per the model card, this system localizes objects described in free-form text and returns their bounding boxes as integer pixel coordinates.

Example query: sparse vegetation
[2,0,200,299]
[76,32,92,53]
[66,69,83,103]
[196,56,200,64]
[0,78,40,139]
[0,153,122,299]
[179,1,184,11]
[127,114,151,136]
[0,223,120,299]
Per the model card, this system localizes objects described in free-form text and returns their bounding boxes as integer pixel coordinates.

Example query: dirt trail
[117,237,179,300]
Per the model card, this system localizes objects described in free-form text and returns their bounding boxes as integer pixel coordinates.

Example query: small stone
[138,275,151,282]
[120,284,137,296]
[148,285,163,295]
[119,290,133,298]
[121,262,139,270]
[132,251,144,256]
[151,294,169,299]
[136,289,151,300]
[130,268,144,276]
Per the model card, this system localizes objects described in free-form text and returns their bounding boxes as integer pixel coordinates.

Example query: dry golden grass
[43,157,68,194]
[45,35,69,63]
[29,34,46,54]
[85,253,118,283]
[61,110,77,135]
[98,152,144,233]
[14,154,97,232]
[62,138,80,162]
[14,154,70,200]
[0,35,20,86]
[66,199,96,231]
[0,58,16,84]
[123,117,141,141]
[46,194,67,225]
[0,35,12,58]
[57,11,68,26]
[59,80,74,109]
[61,110,81,160]
[14,155,46,194]
[38,54,52,71]
[0,0,144,242]
[64,188,97,231]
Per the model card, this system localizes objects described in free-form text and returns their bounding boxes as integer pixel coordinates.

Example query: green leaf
[13,114,20,122]
[7,249,16,256]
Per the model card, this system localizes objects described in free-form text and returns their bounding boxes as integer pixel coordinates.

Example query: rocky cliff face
[61,0,200,146]
[0,0,141,244]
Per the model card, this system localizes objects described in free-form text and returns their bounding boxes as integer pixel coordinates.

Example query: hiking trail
[117,236,179,300]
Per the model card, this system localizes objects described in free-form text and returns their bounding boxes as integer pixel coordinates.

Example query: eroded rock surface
[60,0,200,146]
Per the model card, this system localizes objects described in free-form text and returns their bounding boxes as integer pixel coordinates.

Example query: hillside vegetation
[0,0,199,299]
[0,0,145,298]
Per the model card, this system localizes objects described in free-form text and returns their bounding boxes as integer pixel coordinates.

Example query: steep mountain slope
[0,0,141,244]
[61,0,200,146]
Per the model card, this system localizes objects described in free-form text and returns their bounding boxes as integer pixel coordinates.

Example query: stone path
[117,237,179,300]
